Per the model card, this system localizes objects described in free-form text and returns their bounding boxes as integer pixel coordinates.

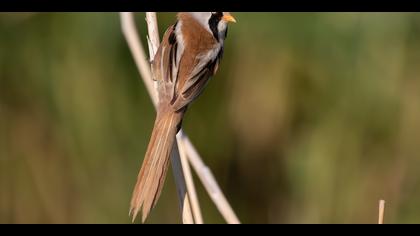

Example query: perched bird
[129,12,236,222]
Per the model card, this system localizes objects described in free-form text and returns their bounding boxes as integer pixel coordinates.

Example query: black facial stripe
[214,12,223,17]
[208,12,223,42]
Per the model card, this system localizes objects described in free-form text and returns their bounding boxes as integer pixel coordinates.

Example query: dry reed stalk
[176,134,204,223]
[178,131,240,224]
[378,199,385,224]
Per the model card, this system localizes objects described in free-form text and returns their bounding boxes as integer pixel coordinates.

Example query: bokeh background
[1,12,420,224]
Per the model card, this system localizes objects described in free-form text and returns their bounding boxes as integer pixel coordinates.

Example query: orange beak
[222,12,237,23]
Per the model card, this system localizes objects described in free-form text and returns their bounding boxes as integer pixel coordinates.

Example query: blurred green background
[1,12,420,224]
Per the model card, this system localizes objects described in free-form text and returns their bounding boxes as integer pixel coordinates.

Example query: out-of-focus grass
[1,12,420,223]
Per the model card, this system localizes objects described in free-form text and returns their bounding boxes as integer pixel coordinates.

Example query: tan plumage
[130,12,236,223]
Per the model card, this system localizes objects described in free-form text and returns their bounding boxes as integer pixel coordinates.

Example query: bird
[129,12,236,223]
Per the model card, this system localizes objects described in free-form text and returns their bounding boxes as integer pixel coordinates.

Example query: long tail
[130,110,182,223]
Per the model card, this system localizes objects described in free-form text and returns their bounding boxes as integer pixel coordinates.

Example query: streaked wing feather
[171,58,219,111]
[152,22,182,104]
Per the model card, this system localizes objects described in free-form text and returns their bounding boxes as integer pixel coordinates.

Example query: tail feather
[130,111,181,222]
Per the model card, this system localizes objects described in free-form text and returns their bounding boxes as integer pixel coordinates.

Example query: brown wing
[170,56,220,112]
[153,13,223,112]
[169,13,223,112]
[152,22,180,104]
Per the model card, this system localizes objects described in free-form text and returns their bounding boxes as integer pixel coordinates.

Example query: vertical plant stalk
[178,131,240,224]
[120,12,157,107]
[170,143,195,224]
[176,134,204,224]
[120,12,240,224]
[378,199,385,224]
